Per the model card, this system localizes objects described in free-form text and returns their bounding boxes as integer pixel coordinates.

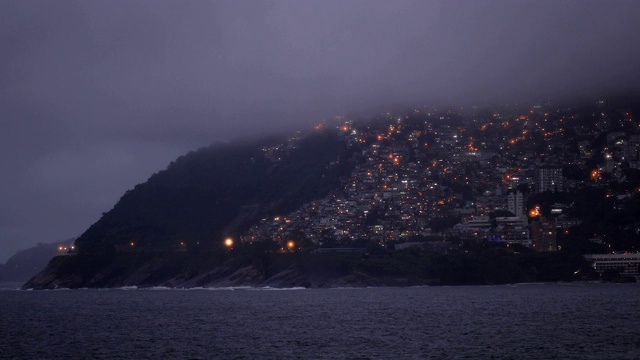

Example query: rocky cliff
[23,252,424,290]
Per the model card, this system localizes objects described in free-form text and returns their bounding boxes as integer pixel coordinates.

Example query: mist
[1,0,639,261]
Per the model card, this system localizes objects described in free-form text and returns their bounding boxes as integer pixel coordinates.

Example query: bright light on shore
[224,238,234,248]
[529,206,541,218]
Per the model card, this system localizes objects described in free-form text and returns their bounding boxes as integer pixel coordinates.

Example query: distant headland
[24,97,640,289]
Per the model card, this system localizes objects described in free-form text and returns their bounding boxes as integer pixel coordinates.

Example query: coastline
[18,280,638,291]
[21,246,608,290]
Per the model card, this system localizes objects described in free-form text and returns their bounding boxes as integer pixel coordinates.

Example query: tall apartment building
[531,218,557,252]
[535,167,563,193]
[507,190,525,217]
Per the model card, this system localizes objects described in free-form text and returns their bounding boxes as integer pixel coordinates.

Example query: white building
[507,190,525,216]
[535,167,563,193]
[584,254,640,276]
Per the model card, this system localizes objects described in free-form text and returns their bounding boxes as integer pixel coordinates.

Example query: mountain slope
[0,239,74,282]
[78,130,353,251]
[24,130,357,289]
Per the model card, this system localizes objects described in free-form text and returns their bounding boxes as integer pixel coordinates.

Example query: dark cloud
[1,0,640,261]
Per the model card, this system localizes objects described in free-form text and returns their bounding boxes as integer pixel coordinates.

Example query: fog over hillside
[1,0,640,261]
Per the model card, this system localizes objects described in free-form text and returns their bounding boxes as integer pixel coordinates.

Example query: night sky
[2,0,640,261]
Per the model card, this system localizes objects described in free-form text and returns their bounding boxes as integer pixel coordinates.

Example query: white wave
[117,286,139,290]
[146,286,231,290]
[118,285,254,291]
[247,286,307,291]
[201,286,253,291]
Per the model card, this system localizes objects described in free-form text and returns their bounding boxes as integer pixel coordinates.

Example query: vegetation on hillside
[75,130,356,254]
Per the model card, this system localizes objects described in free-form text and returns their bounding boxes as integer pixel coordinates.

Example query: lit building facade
[535,167,563,193]
[507,190,525,216]
[531,217,557,251]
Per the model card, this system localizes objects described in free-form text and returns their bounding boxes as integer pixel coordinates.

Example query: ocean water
[1,283,639,359]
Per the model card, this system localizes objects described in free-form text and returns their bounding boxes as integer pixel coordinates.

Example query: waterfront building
[584,254,640,276]
[530,217,557,251]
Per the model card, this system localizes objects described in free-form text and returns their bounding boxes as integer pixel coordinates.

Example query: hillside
[23,96,640,289]
[0,239,74,282]
[24,130,358,289]
[76,130,355,252]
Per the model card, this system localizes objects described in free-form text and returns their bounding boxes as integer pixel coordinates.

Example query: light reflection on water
[1,284,639,359]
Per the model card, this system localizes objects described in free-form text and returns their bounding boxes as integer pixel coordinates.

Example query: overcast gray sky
[1,0,640,261]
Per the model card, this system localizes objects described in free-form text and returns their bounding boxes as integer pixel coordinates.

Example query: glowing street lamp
[529,206,541,218]
[287,240,295,250]
[224,238,234,248]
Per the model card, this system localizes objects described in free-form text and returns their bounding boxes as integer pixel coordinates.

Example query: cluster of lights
[57,245,76,252]
[529,206,541,218]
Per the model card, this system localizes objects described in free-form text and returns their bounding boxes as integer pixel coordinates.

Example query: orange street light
[529,206,541,218]
[224,238,234,248]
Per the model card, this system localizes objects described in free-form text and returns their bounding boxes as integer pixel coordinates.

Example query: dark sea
[1,283,639,359]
